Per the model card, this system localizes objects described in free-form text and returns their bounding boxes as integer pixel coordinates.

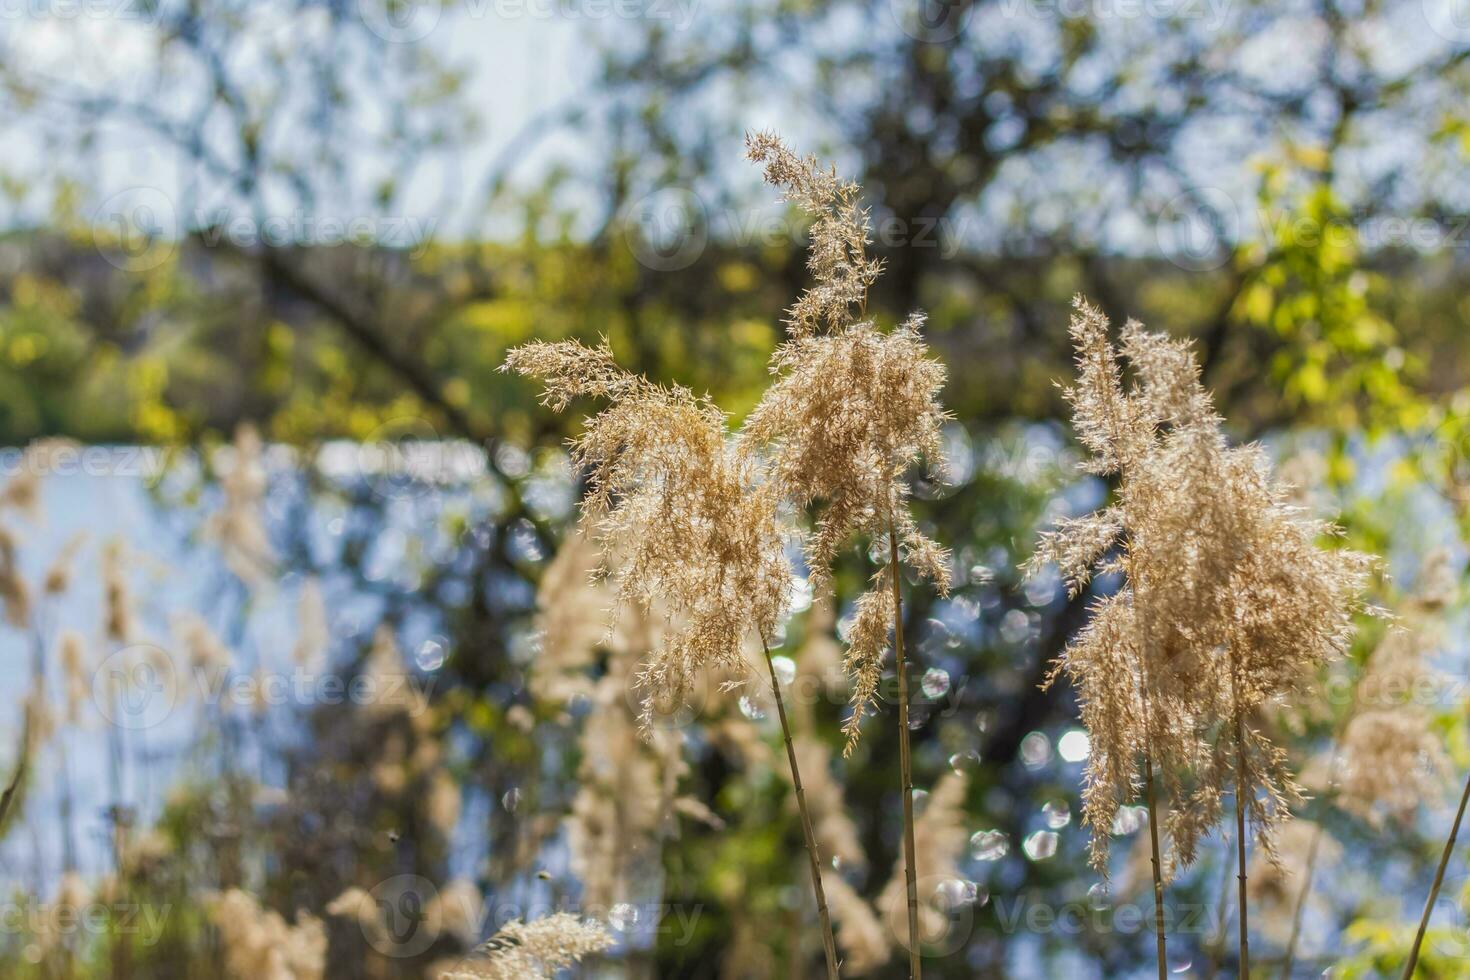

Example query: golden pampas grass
[503,339,791,728]
[436,913,612,979]
[208,888,326,980]
[1032,296,1374,975]
[877,772,969,948]
[206,422,275,587]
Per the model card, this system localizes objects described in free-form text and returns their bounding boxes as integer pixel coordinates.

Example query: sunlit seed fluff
[1335,551,1453,826]
[43,533,84,595]
[102,538,133,644]
[207,888,326,980]
[1245,818,1340,944]
[437,914,613,980]
[292,577,328,671]
[173,612,233,674]
[324,887,387,950]
[745,131,883,339]
[877,771,969,946]
[825,874,891,976]
[0,438,72,521]
[428,879,484,946]
[1029,296,1373,876]
[792,735,867,873]
[0,526,31,629]
[742,133,952,753]
[528,528,612,704]
[206,422,275,587]
[567,648,668,907]
[502,339,791,729]
[58,630,88,725]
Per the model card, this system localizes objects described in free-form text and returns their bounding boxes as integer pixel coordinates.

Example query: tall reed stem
[1233,702,1250,979]
[762,639,841,980]
[1203,831,1236,980]
[1278,818,1325,980]
[0,703,31,827]
[1143,750,1168,980]
[1400,768,1470,979]
[888,516,922,980]
[1280,742,1347,979]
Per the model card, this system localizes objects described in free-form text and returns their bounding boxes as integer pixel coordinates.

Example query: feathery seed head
[743,135,952,751]
[1032,296,1373,875]
[439,914,613,979]
[504,338,791,729]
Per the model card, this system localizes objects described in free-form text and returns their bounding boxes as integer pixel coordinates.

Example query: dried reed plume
[1030,296,1372,977]
[876,772,969,952]
[206,422,275,587]
[292,577,328,672]
[1281,553,1452,978]
[746,131,951,979]
[438,913,613,979]
[826,874,890,976]
[207,888,326,980]
[528,528,612,704]
[504,337,842,975]
[1338,552,1453,826]
[567,648,672,907]
[502,339,790,727]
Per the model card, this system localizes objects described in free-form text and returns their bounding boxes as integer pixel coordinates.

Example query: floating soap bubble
[609,903,639,931]
[970,830,1010,862]
[1023,830,1058,861]
[1042,800,1071,829]
[921,667,951,699]
[739,695,766,721]
[770,655,796,686]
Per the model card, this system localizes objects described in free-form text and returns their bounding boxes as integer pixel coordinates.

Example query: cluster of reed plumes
[507,132,953,978]
[1028,298,1382,977]
[506,136,1467,980]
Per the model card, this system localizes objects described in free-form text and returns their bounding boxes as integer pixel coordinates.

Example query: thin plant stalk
[762,638,841,980]
[0,703,31,828]
[1203,832,1236,980]
[1278,819,1326,980]
[1233,694,1251,979]
[1136,607,1168,980]
[1400,768,1470,979]
[1143,750,1169,980]
[1280,740,1349,979]
[889,514,922,980]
